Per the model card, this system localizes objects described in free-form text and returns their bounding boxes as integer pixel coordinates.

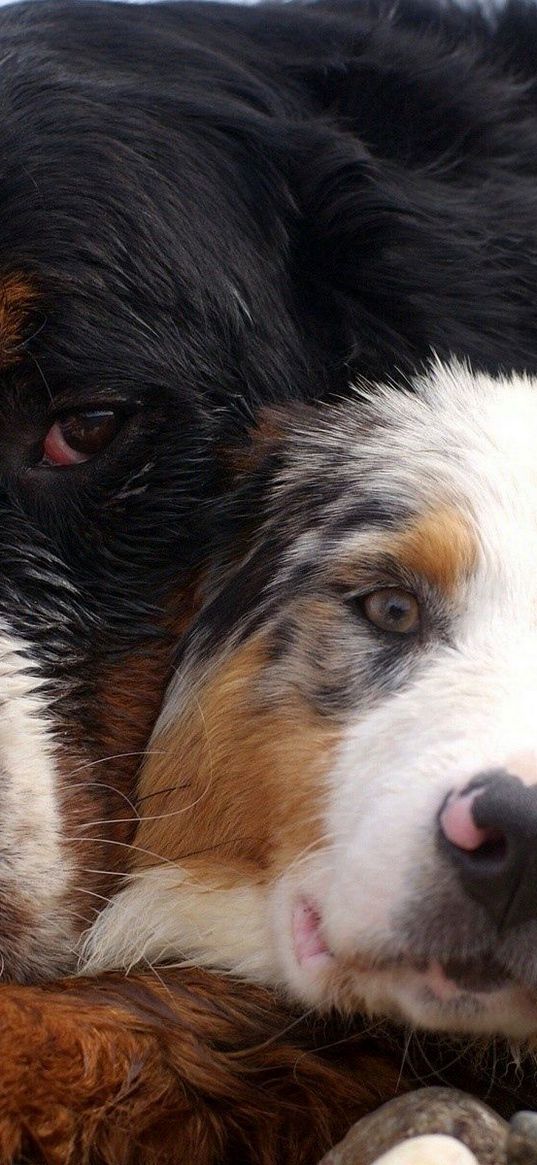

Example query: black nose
[438,770,537,931]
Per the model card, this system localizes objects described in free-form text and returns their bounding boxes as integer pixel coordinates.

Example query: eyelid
[50,405,134,431]
[331,552,428,603]
[40,407,126,468]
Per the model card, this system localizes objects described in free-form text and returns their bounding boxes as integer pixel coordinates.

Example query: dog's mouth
[291,897,516,1000]
[291,898,334,972]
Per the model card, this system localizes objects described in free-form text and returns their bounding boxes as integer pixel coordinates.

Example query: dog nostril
[466,829,508,863]
[441,790,496,850]
[439,789,508,863]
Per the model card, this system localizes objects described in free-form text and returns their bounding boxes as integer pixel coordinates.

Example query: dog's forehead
[265,361,537,611]
[289,362,537,537]
[361,362,537,509]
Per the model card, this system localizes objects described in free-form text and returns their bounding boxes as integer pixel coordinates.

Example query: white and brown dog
[2,359,537,1165]
[85,360,537,1047]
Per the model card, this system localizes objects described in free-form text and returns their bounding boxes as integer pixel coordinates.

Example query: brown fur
[56,583,202,928]
[0,968,405,1165]
[0,275,37,368]
[135,634,337,873]
[391,509,477,597]
[91,581,201,809]
[226,407,288,478]
[1,968,536,1165]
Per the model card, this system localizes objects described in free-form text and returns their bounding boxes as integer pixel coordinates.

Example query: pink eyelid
[42,421,90,467]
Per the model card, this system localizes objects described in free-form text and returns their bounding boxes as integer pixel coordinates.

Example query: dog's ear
[288,129,424,383]
[284,60,537,382]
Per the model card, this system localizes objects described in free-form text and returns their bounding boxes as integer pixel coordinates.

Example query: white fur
[273,362,537,1032]
[81,361,537,1037]
[81,865,278,982]
[0,625,74,976]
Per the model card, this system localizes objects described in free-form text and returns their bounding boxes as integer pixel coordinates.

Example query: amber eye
[42,410,122,467]
[360,588,420,635]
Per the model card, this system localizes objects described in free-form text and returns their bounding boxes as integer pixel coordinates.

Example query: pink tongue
[293,899,331,966]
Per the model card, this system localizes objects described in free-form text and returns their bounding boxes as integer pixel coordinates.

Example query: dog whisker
[395,1028,414,1094]
[137,782,193,804]
[64,838,177,865]
[63,780,141,818]
[234,1006,318,1058]
[293,1015,388,1063]
[64,752,151,777]
[70,912,95,927]
[167,837,266,863]
[72,885,114,906]
[76,797,195,830]
[28,351,53,404]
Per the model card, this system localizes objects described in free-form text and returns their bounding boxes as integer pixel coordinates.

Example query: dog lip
[398,948,513,996]
[439,955,510,994]
[290,900,515,996]
[292,897,334,969]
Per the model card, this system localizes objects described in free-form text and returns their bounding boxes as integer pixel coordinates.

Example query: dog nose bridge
[438,769,537,931]
[503,751,537,787]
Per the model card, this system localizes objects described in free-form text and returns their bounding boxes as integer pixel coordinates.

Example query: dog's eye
[360,588,420,635]
[42,410,122,467]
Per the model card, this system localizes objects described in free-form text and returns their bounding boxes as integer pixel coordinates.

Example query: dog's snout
[438,770,537,930]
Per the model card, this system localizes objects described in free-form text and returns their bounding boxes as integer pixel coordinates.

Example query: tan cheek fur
[134,636,337,882]
[132,511,475,888]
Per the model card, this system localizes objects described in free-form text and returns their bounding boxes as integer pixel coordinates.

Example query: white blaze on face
[0,625,74,978]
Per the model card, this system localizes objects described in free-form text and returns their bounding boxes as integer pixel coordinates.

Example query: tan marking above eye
[361,588,420,635]
[391,507,477,596]
[329,507,477,601]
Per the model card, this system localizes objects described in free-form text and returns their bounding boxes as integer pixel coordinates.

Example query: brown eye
[42,410,122,466]
[361,588,420,635]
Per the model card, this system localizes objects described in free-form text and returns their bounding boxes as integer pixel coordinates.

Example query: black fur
[4,0,537,658]
[2,0,537,975]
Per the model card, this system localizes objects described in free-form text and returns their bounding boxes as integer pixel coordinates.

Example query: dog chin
[271,878,537,1039]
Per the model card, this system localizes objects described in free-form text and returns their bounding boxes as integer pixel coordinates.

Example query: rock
[506,1112,537,1165]
[317,1087,508,1165]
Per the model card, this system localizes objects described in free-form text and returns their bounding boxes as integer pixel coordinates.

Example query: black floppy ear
[289,113,537,385]
[289,129,422,383]
[282,0,537,387]
[288,127,443,384]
